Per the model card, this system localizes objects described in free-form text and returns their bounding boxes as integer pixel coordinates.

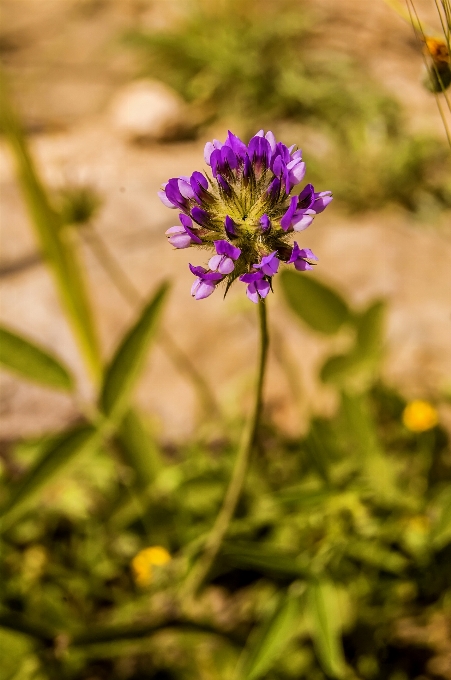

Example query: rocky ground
[1,0,450,441]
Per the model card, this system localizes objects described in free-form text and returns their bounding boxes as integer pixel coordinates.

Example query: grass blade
[100,282,169,421]
[0,325,74,391]
[0,71,101,381]
[307,580,347,679]
[235,593,300,680]
[0,424,99,530]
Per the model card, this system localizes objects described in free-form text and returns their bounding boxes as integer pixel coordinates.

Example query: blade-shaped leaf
[236,593,300,680]
[0,72,101,380]
[115,408,163,487]
[0,325,74,391]
[280,270,350,335]
[321,300,386,386]
[100,283,169,421]
[307,580,347,679]
[221,542,310,578]
[0,424,99,530]
[354,299,386,359]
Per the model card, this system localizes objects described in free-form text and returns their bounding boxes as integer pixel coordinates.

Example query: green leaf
[115,408,162,487]
[320,300,386,386]
[236,593,300,680]
[0,325,74,391]
[430,489,451,550]
[280,270,350,335]
[0,72,101,381]
[0,424,99,530]
[221,543,309,578]
[100,283,169,421]
[354,299,386,359]
[307,580,347,679]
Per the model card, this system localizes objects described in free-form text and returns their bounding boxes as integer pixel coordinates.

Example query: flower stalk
[183,299,269,596]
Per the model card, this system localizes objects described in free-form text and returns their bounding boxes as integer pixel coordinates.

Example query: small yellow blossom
[402,400,438,432]
[131,546,171,587]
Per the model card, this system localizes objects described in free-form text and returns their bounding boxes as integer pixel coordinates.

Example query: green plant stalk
[0,72,102,381]
[183,299,269,596]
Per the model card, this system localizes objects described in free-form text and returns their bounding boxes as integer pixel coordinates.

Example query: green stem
[183,299,269,596]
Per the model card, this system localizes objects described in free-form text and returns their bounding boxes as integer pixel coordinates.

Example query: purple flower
[165,214,202,248]
[239,271,270,303]
[209,240,241,274]
[253,251,279,276]
[189,264,223,300]
[160,130,332,301]
[287,242,318,271]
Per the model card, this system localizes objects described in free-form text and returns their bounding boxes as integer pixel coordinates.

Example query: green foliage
[280,270,350,335]
[99,283,169,422]
[306,581,347,679]
[0,72,101,381]
[236,592,301,679]
[124,0,451,215]
[0,325,74,391]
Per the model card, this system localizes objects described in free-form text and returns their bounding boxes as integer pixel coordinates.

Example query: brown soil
[1,0,450,441]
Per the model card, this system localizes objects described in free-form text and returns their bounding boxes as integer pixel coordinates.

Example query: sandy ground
[1,0,451,441]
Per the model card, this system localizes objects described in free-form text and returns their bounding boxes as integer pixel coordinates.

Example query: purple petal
[194,280,216,300]
[158,189,176,208]
[191,206,210,227]
[313,191,333,213]
[210,148,222,177]
[179,213,193,229]
[178,178,195,200]
[217,174,232,195]
[191,171,208,190]
[280,195,298,231]
[240,271,264,283]
[291,149,302,160]
[218,256,235,274]
[204,139,222,165]
[292,213,314,232]
[248,135,271,169]
[225,131,247,159]
[265,131,277,153]
[294,260,313,271]
[255,278,270,298]
[243,154,252,181]
[202,271,223,281]
[260,214,271,231]
[297,183,315,209]
[287,160,306,186]
[168,232,192,248]
[299,247,318,261]
[246,281,259,303]
[272,156,285,177]
[225,215,238,237]
[208,254,222,271]
[221,144,238,170]
[165,178,187,210]
[256,251,279,276]
[267,176,281,201]
[189,263,207,277]
[214,239,241,260]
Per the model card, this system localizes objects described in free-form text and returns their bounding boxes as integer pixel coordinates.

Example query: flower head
[160,130,332,302]
[131,546,171,587]
[402,400,438,432]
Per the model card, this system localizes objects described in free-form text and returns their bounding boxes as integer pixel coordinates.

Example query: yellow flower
[402,400,438,432]
[131,546,171,587]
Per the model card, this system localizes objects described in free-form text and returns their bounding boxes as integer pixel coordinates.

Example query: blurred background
[1,0,451,678]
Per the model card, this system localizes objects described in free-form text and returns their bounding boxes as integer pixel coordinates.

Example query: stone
[110,79,188,142]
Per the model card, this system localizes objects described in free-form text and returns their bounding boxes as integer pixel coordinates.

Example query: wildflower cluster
[160,130,332,302]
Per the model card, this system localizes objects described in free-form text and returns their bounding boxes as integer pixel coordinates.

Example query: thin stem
[183,299,269,597]
[79,224,219,416]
